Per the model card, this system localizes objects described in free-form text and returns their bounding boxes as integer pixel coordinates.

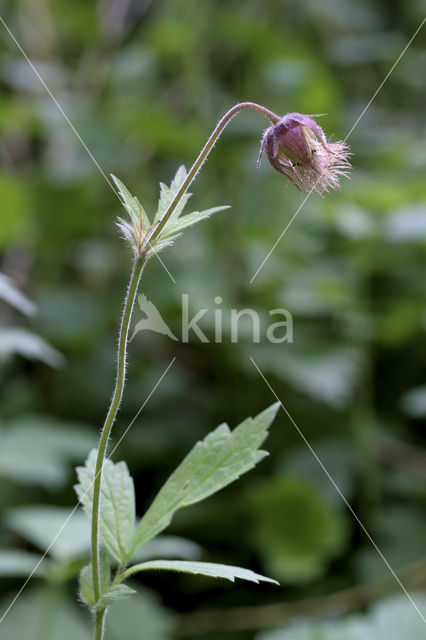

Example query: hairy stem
[91,255,147,614]
[89,100,280,637]
[144,101,279,251]
[94,609,106,640]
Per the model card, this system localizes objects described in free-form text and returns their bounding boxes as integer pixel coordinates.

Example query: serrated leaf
[74,450,135,563]
[154,165,188,223]
[80,555,135,611]
[122,560,278,585]
[95,584,136,610]
[148,235,181,255]
[79,554,111,608]
[111,174,150,229]
[160,206,230,240]
[130,403,279,553]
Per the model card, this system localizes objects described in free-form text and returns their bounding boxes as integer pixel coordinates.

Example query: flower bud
[258,113,351,195]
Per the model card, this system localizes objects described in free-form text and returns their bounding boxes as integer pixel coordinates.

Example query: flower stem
[144,101,279,251]
[94,609,106,640]
[90,255,147,612]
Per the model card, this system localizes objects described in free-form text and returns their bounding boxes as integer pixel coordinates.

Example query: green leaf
[79,554,111,609]
[0,416,97,488]
[74,450,136,563]
[96,584,136,610]
[257,594,426,640]
[123,560,278,585]
[0,587,92,640]
[0,328,64,368]
[0,273,35,316]
[80,554,136,611]
[111,174,150,230]
[160,206,230,240]
[249,476,347,584]
[6,506,91,561]
[130,403,279,553]
[154,165,189,223]
[107,587,172,640]
[150,166,230,254]
[0,550,47,577]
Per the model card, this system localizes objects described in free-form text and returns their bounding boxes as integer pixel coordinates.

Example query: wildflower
[258,112,351,195]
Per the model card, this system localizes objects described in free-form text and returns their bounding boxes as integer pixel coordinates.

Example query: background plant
[0,1,425,639]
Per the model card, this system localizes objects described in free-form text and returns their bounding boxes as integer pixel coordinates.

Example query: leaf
[0,328,64,368]
[6,506,91,561]
[249,476,347,584]
[0,587,92,640]
[160,206,230,240]
[74,449,136,563]
[257,594,426,640]
[254,342,362,407]
[107,587,172,640]
[80,554,135,611]
[79,554,111,608]
[130,403,279,553]
[0,273,35,316]
[0,550,47,577]
[154,165,189,223]
[111,174,150,230]
[123,560,278,585]
[96,584,136,610]
[0,416,97,488]
[150,166,230,253]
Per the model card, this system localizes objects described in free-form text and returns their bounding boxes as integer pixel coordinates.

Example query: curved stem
[143,101,279,251]
[91,255,147,606]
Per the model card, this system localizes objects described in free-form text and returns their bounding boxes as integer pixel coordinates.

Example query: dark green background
[0,1,425,638]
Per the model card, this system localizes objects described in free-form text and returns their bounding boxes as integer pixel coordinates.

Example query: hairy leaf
[111,174,150,230]
[96,584,136,610]
[151,166,230,252]
[154,165,189,223]
[80,554,135,611]
[123,560,278,585]
[160,206,230,240]
[79,554,111,608]
[130,403,279,553]
[74,450,135,563]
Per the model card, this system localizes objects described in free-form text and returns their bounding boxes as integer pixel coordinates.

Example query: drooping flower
[258,112,351,195]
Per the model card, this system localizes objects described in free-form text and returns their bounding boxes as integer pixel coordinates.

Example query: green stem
[90,255,147,611]
[94,609,106,640]
[143,101,279,251]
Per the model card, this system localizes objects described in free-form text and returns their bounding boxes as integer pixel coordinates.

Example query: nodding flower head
[258,112,351,195]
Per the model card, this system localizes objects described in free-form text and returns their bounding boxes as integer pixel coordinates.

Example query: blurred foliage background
[0,0,425,638]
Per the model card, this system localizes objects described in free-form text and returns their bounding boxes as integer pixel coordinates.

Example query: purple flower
[258,113,351,195]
